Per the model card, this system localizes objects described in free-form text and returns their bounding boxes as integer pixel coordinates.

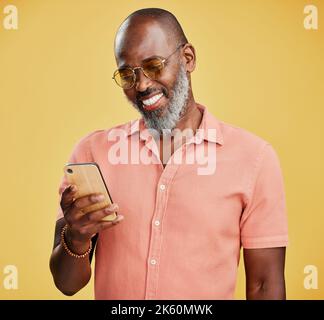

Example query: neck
[158,95,202,165]
[174,93,202,133]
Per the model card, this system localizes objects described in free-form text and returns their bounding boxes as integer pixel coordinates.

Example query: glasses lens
[142,58,164,79]
[114,68,134,89]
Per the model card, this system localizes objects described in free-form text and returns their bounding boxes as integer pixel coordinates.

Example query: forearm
[49,241,91,296]
[50,186,121,295]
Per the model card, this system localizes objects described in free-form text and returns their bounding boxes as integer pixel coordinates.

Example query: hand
[60,184,124,252]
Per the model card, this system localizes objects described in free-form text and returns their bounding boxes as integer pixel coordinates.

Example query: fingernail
[91,194,105,202]
[113,216,123,224]
[105,204,117,213]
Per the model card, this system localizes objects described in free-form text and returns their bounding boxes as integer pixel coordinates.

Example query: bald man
[50,8,288,300]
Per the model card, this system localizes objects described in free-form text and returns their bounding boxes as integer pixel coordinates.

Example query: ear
[182,43,196,73]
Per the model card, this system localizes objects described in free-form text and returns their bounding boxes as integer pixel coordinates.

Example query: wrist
[61,225,92,257]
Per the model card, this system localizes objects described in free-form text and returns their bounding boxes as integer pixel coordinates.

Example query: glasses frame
[112,43,186,89]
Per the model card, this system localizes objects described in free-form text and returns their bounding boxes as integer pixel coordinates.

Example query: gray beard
[131,63,190,134]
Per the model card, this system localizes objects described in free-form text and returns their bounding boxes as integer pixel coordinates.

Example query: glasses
[112,43,186,89]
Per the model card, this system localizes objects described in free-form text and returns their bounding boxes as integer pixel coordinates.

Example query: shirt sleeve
[240,143,289,249]
[56,135,93,221]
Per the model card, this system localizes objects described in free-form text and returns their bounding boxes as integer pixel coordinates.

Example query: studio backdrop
[0,0,323,299]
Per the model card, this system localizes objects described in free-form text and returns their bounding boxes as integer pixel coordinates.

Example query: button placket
[144,165,179,300]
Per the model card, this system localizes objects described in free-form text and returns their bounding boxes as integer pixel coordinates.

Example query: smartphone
[63,162,117,221]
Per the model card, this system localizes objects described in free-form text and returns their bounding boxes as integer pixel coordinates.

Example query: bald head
[114,8,188,60]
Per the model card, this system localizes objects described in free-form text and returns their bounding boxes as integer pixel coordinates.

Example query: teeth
[142,93,163,106]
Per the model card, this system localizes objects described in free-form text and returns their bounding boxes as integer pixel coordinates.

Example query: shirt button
[160,184,166,190]
[150,259,157,265]
[154,220,160,226]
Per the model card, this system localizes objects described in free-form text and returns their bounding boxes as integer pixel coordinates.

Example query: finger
[81,214,124,237]
[93,214,124,233]
[69,193,111,222]
[72,193,106,212]
[60,184,78,212]
[79,203,119,225]
[101,214,124,227]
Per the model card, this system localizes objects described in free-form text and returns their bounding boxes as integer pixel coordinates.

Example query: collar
[126,103,224,146]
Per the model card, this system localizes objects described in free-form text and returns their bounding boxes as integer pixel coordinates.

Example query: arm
[49,218,93,296]
[49,185,124,296]
[243,247,286,300]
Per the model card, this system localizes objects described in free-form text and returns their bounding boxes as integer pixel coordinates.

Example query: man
[50,8,288,299]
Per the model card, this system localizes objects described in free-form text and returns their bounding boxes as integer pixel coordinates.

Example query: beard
[130,63,190,134]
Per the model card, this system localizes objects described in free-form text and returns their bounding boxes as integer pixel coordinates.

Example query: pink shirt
[56,103,288,299]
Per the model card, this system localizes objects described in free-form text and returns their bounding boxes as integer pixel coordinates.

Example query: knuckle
[63,209,72,220]
[73,200,81,209]
[102,208,110,215]
[98,223,106,231]
[66,212,78,224]
[78,227,88,236]
[87,213,96,222]
[60,199,68,211]
[64,215,71,224]
[68,216,76,224]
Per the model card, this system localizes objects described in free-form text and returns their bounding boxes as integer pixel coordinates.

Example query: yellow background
[0,0,323,299]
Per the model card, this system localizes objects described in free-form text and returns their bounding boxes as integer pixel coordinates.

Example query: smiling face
[114,17,193,133]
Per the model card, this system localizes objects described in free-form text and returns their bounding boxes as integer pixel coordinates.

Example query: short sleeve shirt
[56,103,288,299]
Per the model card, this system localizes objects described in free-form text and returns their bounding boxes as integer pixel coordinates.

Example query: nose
[134,68,152,92]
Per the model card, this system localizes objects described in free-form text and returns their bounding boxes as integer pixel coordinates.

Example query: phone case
[64,162,117,221]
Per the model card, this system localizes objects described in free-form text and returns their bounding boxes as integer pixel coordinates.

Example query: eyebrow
[118,54,162,69]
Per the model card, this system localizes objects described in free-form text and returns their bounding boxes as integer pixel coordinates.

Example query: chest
[158,135,185,168]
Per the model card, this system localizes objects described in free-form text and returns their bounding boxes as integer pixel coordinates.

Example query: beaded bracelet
[60,224,92,259]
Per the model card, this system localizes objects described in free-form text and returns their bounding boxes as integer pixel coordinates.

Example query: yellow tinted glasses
[112,43,186,89]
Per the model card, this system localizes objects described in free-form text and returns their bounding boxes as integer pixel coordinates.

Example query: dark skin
[49,186,124,296]
[115,19,202,167]
[50,17,286,298]
[244,247,286,299]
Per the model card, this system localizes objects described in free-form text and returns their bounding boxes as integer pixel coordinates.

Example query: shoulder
[72,120,136,155]
[78,120,135,144]
[215,117,281,170]
[201,104,270,154]
[218,119,269,148]
[218,119,274,155]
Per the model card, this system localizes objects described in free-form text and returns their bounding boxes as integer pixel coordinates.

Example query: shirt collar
[126,103,224,146]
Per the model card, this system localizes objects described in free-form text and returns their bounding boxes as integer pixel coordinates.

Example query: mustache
[136,87,169,105]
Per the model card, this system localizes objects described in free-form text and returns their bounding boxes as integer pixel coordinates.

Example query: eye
[144,58,163,70]
[113,68,135,89]
[143,58,164,78]
[119,68,133,79]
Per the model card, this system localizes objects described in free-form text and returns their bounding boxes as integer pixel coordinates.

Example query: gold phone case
[64,162,117,221]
